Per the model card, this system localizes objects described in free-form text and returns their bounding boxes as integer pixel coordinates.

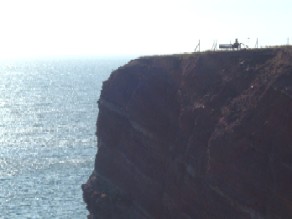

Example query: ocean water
[0,57,131,218]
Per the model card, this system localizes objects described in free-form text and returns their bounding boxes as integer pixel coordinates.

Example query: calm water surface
[0,57,131,218]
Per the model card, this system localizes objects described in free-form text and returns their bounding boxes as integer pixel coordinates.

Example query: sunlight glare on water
[0,57,130,218]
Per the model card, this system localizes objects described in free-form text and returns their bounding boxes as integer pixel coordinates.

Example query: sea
[0,56,132,218]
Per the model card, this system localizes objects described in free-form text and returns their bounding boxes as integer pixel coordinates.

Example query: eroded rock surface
[82,48,292,219]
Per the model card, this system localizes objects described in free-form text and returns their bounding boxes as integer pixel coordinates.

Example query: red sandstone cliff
[82,48,292,219]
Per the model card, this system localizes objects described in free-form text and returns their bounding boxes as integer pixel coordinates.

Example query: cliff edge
[82,48,292,219]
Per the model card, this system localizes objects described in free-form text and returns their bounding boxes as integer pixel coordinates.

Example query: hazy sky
[0,0,291,58]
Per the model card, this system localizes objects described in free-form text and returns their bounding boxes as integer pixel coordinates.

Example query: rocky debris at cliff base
[83,48,292,219]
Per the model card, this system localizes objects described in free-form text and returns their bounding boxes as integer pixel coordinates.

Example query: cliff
[82,48,292,219]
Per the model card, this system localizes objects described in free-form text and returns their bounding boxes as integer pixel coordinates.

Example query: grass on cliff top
[139,45,292,59]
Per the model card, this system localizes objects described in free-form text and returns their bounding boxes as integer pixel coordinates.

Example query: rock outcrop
[82,48,292,219]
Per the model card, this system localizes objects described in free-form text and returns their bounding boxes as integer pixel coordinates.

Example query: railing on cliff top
[193,38,291,53]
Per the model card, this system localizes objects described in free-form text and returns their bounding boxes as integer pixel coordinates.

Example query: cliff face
[82,48,292,219]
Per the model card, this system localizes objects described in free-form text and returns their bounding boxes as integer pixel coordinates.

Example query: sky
[0,0,291,59]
